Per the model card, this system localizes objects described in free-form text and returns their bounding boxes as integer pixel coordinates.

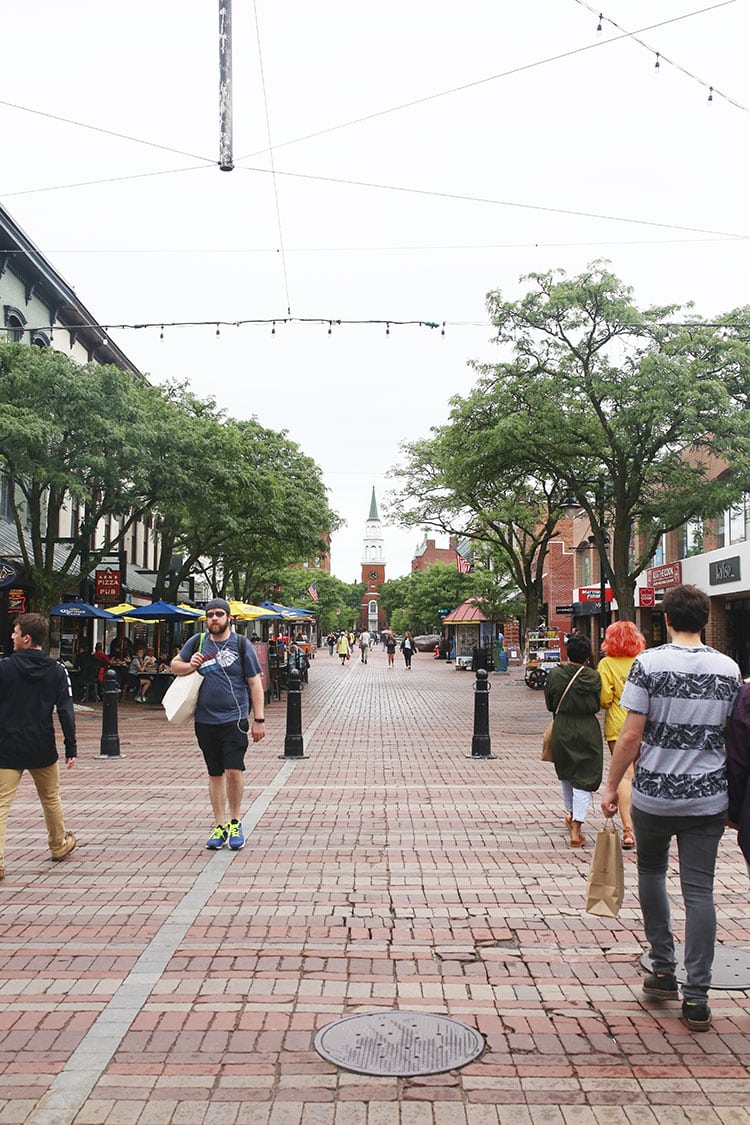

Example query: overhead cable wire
[233,163,749,240]
[252,0,292,316]
[236,1,745,163]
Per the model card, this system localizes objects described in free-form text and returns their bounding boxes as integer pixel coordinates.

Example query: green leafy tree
[395,264,750,621]
[0,343,164,612]
[273,566,363,633]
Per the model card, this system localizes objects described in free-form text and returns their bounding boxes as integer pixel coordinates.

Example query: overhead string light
[575,0,744,111]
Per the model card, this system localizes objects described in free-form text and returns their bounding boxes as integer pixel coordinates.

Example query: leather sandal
[622,826,635,850]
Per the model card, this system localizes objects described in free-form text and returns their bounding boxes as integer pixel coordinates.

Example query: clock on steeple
[360,488,386,630]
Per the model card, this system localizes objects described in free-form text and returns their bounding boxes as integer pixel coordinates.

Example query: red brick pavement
[1,649,749,1123]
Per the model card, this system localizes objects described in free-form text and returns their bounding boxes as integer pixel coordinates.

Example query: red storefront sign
[95,566,121,603]
[577,585,614,603]
[646,561,682,590]
[638,586,655,608]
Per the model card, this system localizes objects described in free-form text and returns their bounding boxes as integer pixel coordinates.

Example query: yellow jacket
[598,654,636,742]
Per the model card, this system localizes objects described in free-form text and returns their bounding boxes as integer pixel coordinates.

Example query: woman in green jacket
[544,633,602,847]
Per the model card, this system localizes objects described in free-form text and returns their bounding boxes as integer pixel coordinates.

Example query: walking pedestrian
[385,632,396,668]
[171,598,265,851]
[544,633,602,847]
[400,631,416,670]
[0,613,77,881]
[601,584,743,1031]
[727,679,750,884]
[336,631,350,666]
[359,629,371,663]
[598,620,647,850]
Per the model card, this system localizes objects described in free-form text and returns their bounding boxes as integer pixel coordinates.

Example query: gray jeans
[632,807,725,1001]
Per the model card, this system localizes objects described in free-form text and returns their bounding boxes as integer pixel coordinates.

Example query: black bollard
[467,667,496,759]
[99,669,122,759]
[280,667,307,759]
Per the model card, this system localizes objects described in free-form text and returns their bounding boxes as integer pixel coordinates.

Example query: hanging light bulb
[271,321,276,335]
[160,325,164,340]
[654,52,660,69]
[216,323,220,336]
[596,13,603,31]
[328,321,332,335]
[708,86,713,102]
[385,322,390,336]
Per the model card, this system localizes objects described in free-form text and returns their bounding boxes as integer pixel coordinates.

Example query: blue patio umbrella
[50,601,117,619]
[121,600,203,620]
[260,601,316,620]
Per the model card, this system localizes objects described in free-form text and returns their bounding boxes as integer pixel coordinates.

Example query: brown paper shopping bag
[585,820,624,918]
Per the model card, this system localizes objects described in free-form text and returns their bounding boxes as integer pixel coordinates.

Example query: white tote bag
[162,635,205,724]
[162,672,202,724]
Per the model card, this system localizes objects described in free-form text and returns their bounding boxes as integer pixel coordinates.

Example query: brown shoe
[51,832,77,861]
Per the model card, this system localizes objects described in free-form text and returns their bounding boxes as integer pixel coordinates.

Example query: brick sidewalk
[1,649,749,1124]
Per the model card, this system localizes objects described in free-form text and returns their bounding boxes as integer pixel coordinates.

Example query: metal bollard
[467,667,496,759]
[280,667,307,759]
[99,669,122,758]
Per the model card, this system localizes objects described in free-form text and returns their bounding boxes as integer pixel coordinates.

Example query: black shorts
[195,720,249,776]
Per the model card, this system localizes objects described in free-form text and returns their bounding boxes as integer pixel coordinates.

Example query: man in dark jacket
[0,613,78,880]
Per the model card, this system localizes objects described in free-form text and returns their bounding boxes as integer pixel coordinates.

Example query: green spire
[368,487,379,521]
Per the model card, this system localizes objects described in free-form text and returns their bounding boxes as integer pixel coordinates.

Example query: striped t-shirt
[621,643,743,817]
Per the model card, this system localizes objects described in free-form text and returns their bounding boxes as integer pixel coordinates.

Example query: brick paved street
[1,649,749,1124]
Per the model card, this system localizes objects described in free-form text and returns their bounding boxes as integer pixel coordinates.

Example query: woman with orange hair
[599,620,647,850]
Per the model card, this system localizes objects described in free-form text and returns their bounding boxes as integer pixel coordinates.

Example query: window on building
[0,472,14,521]
[3,305,26,343]
[650,536,665,567]
[729,495,750,544]
[679,518,703,558]
[30,331,50,347]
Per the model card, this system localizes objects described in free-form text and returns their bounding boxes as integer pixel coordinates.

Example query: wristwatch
[253,717,265,723]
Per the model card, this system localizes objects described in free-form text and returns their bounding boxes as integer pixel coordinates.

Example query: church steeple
[368,486,379,522]
[360,489,387,630]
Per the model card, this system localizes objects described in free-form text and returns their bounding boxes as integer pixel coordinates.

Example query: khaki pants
[0,763,68,865]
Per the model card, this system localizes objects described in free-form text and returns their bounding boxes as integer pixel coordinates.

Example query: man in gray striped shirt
[601,584,743,1032]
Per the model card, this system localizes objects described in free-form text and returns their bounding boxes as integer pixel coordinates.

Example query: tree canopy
[392,264,750,621]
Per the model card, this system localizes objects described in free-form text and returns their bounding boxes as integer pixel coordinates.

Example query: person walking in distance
[0,614,77,880]
[172,598,265,851]
[400,631,416,670]
[359,629,371,663]
[601,585,743,1032]
[336,631,350,666]
[385,631,397,668]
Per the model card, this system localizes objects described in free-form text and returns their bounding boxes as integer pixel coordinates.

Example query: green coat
[544,662,603,791]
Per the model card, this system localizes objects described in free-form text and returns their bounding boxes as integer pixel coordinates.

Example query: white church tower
[360,487,386,631]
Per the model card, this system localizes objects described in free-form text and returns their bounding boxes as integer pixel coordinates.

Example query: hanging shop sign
[95,565,122,603]
[709,557,741,586]
[7,587,27,613]
[647,561,682,589]
[638,587,656,608]
[0,559,23,588]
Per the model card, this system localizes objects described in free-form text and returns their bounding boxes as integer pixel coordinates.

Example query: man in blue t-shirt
[601,584,742,1032]
[172,598,265,852]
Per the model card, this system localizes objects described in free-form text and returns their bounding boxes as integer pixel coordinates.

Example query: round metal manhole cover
[640,944,750,989]
[313,1010,484,1077]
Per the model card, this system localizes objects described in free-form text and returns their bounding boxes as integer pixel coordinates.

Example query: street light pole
[596,477,607,649]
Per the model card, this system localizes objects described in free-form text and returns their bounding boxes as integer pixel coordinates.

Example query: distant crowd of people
[325,628,417,670]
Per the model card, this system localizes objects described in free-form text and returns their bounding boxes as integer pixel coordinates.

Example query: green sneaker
[206,824,228,850]
[226,819,245,850]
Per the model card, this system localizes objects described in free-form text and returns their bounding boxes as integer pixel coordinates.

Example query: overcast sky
[2,1,747,583]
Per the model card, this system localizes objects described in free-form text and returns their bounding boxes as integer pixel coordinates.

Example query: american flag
[455,552,472,575]
[307,582,319,602]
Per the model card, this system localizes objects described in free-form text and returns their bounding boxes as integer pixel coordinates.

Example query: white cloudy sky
[2,1,748,582]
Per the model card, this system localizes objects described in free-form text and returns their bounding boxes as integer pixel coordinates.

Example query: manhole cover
[640,944,750,989]
[313,1010,484,1076]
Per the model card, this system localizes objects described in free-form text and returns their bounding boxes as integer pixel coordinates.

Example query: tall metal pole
[597,478,606,650]
[218,0,234,171]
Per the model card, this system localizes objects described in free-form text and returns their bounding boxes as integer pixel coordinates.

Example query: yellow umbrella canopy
[228,600,277,620]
